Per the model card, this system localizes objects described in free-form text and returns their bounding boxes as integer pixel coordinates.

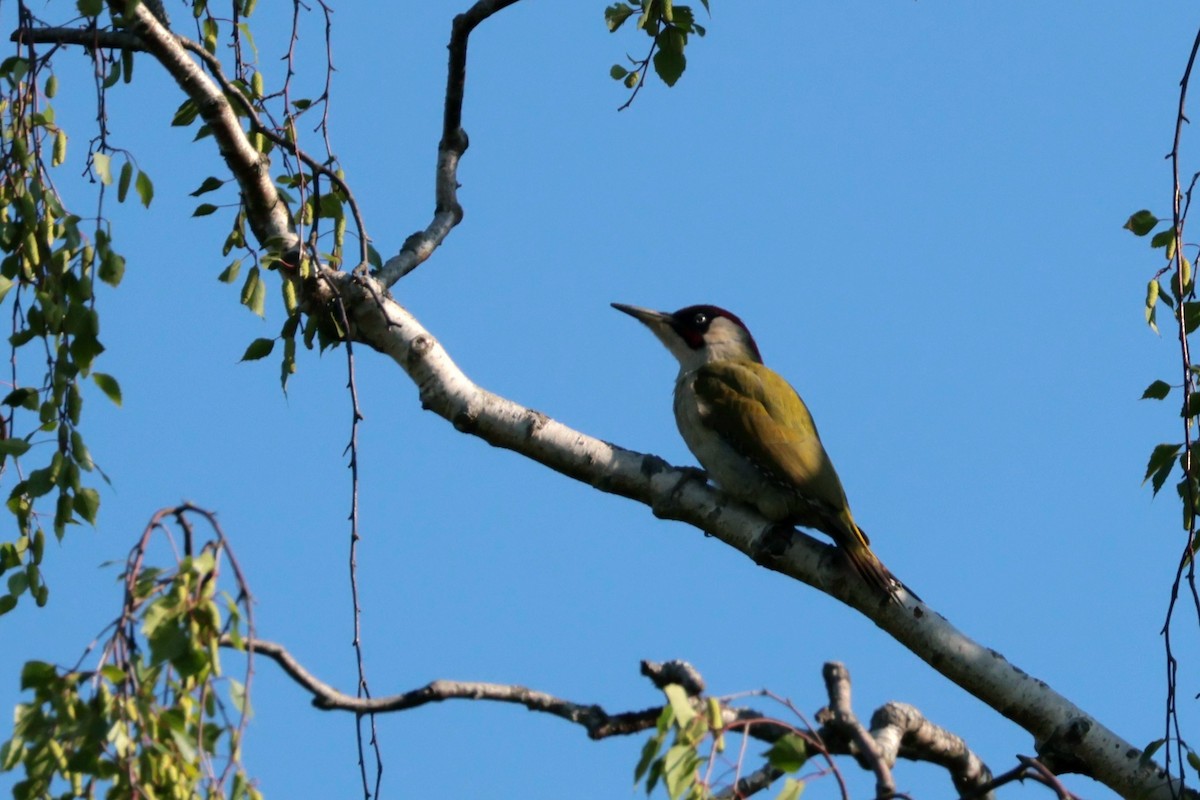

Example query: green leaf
[218,258,243,284]
[1151,229,1175,249]
[52,129,67,167]
[73,487,99,524]
[1144,443,1182,495]
[645,756,664,795]
[610,64,629,80]
[2,388,38,410]
[0,438,31,457]
[229,677,248,714]
[1184,392,1200,419]
[663,683,696,727]
[92,372,122,406]
[99,250,125,287]
[1142,380,1172,400]
[193,203,220,217]
[764,733,810,773]
[661,744,698,800]
[117,160,133,202]
[20,660,56,690]
[170,726,199,762]
[71,431,93,472]
[1124,210,1159,237]
[240,337,275,361]
[1188,749,1200,775]
[190,176,226,197]
[249,272,266,316]
[70,333,105,373]
[99,664,126,683]
[148,622,189,666]
[1146,279,1160,333]
[241,266,266,317]
[77,0,103,16]
[135,170,154,208]
[172,98,200,127]
[1159,281,1175,309]
[7,570,28,596]
[92,152,112,185]
[0,594,15,616]
[1142,737,1167,766]
[775,778,805,800]
[634,732,665,784]
[1184,302,1200,334]
[653,28,687,86]
[202,17,219,54]
[605,2,637,31]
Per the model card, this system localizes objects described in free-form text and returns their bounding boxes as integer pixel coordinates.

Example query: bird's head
[611,303,763,371]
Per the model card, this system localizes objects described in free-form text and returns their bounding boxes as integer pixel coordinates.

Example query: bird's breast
[673,371,794,521]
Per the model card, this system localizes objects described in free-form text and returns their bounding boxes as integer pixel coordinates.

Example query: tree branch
[869,702,993,798]
[816,663,994,799]
[818,662,896,798]
[376,0,521,285]
[230,636,664,739]
[238,638,1007,797]
[312,266,1190,800]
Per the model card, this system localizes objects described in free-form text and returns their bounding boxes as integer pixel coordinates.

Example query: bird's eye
[693,312,708,327]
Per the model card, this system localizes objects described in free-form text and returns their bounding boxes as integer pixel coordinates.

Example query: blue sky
[0,2,1196,799]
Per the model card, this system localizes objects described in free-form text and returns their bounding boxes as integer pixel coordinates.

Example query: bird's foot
[678,465,709,484]
[752,523,794,567]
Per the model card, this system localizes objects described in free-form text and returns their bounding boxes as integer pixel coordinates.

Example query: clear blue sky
[0,3,1195,799]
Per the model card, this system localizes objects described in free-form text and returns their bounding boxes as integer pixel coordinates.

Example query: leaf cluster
[634,684,808,800]
[1126,211,1200,525]
[606,0,709,98]
[1125,209,1190,335]
[0,53,125,616]
[0,516,258,799]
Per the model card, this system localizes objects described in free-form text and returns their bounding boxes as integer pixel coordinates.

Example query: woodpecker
[612,302,897,601]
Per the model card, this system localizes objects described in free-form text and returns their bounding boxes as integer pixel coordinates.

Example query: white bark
[320,268,1185,800]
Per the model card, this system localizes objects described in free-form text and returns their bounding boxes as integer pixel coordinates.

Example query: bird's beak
[612,303,688,363]
[611,303,673,328]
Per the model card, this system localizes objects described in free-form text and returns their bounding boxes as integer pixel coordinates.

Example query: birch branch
[817,663,994,799]
[376,0,521,285]
[315,266,1188,800]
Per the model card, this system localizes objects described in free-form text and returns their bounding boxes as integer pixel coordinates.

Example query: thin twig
[1162,22,1200,796]
[327,283,382,800]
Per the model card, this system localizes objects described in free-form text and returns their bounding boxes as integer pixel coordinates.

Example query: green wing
[695,361,895,599]
[692,360,850,514]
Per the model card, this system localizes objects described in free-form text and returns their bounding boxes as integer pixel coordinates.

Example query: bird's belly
[674,384,795,521]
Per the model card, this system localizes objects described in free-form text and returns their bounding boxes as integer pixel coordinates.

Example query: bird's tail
[834,514,900,604]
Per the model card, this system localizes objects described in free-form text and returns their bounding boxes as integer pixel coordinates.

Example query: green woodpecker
[612,303,897,601]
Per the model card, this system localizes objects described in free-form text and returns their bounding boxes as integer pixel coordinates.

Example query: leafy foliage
[0,506,259,799]
[1125,210,1200,511]
[634,684,812,800]
[0,46,130,615]
[605,0,708,103]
